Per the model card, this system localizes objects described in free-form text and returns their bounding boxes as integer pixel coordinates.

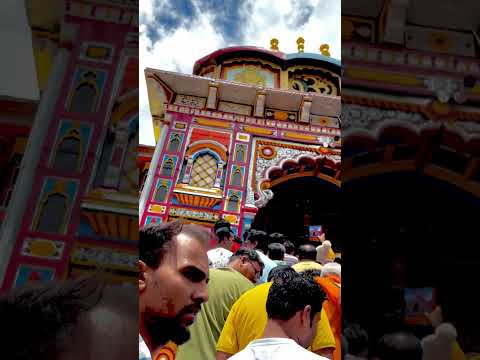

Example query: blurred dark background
[342,0,480,354]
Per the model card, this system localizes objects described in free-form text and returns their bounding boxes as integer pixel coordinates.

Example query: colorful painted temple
[140,39,342,244]
[0,0,139,289]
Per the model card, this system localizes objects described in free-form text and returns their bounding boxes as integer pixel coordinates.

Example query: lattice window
[70,83,97,112]
[36,193,67,233]
[161,159,174,177]
[227,194,239,213]
[54,136,80,172]
[154,183,168,203]
[190,153,217,188]
[230,169,242,187]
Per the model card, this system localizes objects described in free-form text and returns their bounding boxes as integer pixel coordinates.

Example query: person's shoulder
[256,250,277,266]
[227,349,250,360]
[294,344,329,360]
[235,281,270,306]
[215,268,251,284]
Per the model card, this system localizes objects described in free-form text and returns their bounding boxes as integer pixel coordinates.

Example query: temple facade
[0,0,139,289]
[140,41,341,242]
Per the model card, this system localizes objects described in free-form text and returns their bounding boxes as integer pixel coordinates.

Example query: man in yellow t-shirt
[216,269,335,359]
[292,244,324,273]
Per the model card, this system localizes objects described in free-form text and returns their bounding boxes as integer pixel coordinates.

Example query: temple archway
[251,174,341,249]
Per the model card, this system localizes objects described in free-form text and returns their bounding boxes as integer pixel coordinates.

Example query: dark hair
[269,232,286,244]
[139,221,209,268]
[267,265,296,283]
[300,269,323,282]
[284,240,296,255]
[0,276,105,359]
[343,323,369,356]
[247,229,269,253]
[297,244,317,261]
[266,274,325,325]
[376,332,422,360]
[229,248,264,272]
[267,242,285,260]
[214,219,232,243]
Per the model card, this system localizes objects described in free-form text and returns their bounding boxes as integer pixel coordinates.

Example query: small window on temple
[36,193,67,233]
[230,170,242,187]
[227,194,239,213]
[154,183,168,203]
[54,136,80,172]
[235,145,245,163]
[168,135,181,153]
[161,159,174,177]
[70,82,97,113]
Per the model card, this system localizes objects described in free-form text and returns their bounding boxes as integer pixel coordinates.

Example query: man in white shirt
[208,219,234,268]
[229,273,329,360]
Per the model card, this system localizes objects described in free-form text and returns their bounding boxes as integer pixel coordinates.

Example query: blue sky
[139,0,341,145]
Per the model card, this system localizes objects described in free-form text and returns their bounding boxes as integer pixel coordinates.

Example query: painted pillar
[0,48,70,287]
[139,122,168,221]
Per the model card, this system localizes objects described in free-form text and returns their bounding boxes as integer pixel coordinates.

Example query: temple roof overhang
[145,68,341,118]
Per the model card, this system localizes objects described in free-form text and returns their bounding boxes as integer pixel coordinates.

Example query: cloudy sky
[139,0,341,145]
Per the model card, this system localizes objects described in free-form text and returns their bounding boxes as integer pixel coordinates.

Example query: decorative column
[102,124,129,188]
[207,81,219,109]
[139,122,169,219]
[0,47,70,287]
[214,161,225,188]
[182,156,194,183]
[379,0,410,44]
[254,89,266,117]
[299,96,312,123]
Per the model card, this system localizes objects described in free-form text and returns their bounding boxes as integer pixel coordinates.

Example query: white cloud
[139,0,340,145]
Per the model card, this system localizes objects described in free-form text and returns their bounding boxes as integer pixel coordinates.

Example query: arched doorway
[251,175,341,249]
[343,171,480,352]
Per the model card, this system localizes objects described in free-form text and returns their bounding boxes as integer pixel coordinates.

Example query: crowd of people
[0,218,471,359]
[138,219,472,360]
[139,219,342,360]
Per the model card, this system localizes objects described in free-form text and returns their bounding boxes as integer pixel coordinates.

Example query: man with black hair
[216,267,335,359]
[283,240,299,266]
[228,274,329,359]
[267,242,287,265]
[269,232,286,244]
[139,221,210,360]
[243,229,278,283]
[0,276,138,360]
[293,244,323,272]
[208,219,235,268]
[267,264,295,282]
[176,248,263,360]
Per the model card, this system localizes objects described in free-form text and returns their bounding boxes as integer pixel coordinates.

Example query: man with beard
[139,221,210,360]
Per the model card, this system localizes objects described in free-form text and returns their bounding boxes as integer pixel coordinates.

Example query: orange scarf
[315,276,341,360]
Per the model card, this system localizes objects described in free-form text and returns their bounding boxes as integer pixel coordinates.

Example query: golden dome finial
[270,38,279,51]
[320,44,330,56]
[296,37,305,53]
